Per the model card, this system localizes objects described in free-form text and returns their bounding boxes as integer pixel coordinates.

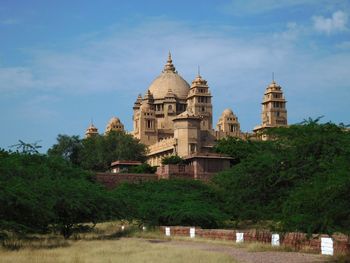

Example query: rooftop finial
[272,72,275,83]
[198,65,201,77]
[168,51,172,62]
[163,51,176,73]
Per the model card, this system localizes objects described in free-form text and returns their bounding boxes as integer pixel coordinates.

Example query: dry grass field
[0,222,236,263]
[0,238,236,263]
[0,222,336,263]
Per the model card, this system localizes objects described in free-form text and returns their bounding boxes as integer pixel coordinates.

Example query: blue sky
[1,0,350,152]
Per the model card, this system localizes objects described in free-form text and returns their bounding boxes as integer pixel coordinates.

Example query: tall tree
[47,135,82,165]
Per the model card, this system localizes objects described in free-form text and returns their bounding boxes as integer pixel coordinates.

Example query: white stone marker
[121,225,125,231]
[190,227,195,238]
[165,227,171,236]
[236,232,244,243]
[321,237,333,256]
[271,234,280,246]
[142,226,146,231]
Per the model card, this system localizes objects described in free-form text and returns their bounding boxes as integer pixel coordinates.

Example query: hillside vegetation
[0,119,349,241]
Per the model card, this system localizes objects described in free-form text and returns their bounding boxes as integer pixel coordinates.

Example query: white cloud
[313,11,348,34]
[1,18,350,130]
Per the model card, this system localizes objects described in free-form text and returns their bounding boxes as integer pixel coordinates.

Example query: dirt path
[150,239,326,263]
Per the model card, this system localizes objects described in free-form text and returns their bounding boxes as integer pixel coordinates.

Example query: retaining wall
[160,226,350,255]
[95,173,157,189]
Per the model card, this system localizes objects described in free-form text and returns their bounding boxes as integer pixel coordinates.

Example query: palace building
[85,53,288,169]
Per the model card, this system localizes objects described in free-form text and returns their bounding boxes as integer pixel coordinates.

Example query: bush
[112,180,227,228]
[161,155,185,165]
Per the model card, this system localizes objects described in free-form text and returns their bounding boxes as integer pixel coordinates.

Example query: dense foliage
[112,180,227,228]
[0,152,122,238]
[161,155,185,165]
[128,163,157,174]
[213,120,350,235]
[2,119,349,238]
[48,131,147,172]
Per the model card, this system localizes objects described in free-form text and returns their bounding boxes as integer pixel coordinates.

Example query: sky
[1,0,350,152]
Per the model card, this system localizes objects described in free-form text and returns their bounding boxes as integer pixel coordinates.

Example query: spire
[197,65,201,77]
[272,72,275,84]
[163,51,176,73]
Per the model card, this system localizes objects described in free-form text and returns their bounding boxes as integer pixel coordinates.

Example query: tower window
[147,120,152,129]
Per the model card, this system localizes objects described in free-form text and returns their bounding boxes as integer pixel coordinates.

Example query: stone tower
[186,73,213,130]
[105,117,125,134]
[133,94,142,132]
[85,123,99,138]
[216,108,241,136]
[254,79,287,138]
[173,110,202,157]
[261,80,287,127]
[136,90,158,145]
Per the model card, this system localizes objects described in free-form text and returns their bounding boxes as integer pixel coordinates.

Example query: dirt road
[151,239,327,263]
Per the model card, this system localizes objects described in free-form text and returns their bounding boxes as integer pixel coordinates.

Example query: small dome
[105,116,124,133]
[222,108,234,116]
[85,123,99,138]
[148,53,190,100]
[191,74,207,87]
[109,117,121,124]
[268,81,281,90]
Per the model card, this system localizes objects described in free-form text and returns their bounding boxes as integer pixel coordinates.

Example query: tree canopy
[213,120,350,235]
[48,131,147,172]
[0,151,123,238]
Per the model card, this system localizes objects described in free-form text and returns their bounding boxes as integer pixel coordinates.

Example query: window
[147,120,152,129]
[168,105,173,111]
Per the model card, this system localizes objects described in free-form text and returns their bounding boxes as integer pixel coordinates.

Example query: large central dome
[148,53,190,100]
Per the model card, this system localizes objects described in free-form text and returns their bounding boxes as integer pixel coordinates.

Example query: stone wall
[156,164,194,179]
[95,173,157,189]
[160,226,350,255]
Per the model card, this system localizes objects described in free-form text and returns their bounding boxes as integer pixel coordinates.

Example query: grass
[0,238,237,263]
[123,227,295,253]
[0,222,237,263]
[0,221,328,262]
[326,254,350,263]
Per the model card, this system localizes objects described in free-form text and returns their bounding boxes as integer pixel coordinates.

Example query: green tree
[47,135,82,165]
[128,163,157,174]
[161,155,185,165]
[213,120,350,234]
[48,132,147,172]
[0,151,123,238]
[113,180,227,228]
[80,131,147,171]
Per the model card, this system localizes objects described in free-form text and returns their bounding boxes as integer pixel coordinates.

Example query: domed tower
[85,123,99,138]
[216,108,241,136]
[254,79,288,138]
[186,72,213,131]
[105,117,125,134]
[147,52,190,129]
[132,52,190,142]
